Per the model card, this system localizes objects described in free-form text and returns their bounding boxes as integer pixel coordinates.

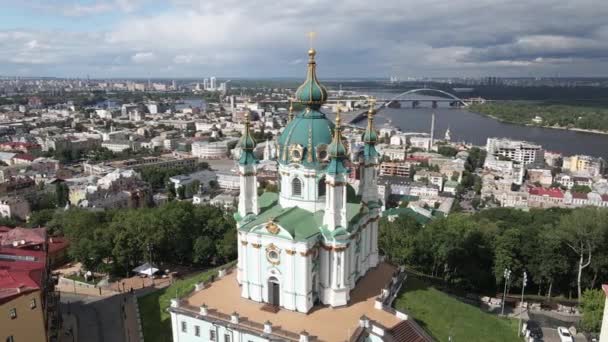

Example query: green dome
[328,134,346,157]
[294,49,328,110]
[277,108,334,167]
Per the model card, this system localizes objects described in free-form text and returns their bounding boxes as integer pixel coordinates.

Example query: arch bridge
[378,88,470,109]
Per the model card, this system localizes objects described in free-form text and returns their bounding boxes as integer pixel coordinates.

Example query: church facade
[235,47,381,313]
[167,47,431,342]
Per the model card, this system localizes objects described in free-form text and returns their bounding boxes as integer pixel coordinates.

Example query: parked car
[557,327,574,342]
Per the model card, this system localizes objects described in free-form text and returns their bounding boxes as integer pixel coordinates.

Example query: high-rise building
[210,76,217,90]
[203,78,209,90]
[486,137,544,165]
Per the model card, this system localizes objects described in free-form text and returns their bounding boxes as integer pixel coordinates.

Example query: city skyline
[0,0,607,78]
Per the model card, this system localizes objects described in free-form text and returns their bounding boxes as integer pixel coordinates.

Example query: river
[358,93,608,160]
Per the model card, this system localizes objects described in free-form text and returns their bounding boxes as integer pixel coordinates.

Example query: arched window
[318,177,326,197]
[292,178,302,197]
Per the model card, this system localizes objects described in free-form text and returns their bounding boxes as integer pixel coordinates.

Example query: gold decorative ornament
[266,218,280,235]
[265,243,281,265]
[316,144,328,161]
[289,144,304,162]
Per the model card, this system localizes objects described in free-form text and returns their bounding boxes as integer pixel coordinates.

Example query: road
[527,311,587,342]
[61,292,130,342]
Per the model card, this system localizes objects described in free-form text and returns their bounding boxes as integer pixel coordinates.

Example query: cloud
[1,0,608,77]
[131,52,156,63]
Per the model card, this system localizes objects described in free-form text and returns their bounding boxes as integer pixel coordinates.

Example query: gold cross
[307,31,317,49]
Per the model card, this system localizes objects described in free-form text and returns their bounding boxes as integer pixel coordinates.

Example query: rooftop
[238,192,363,241]
[183,263,402,341]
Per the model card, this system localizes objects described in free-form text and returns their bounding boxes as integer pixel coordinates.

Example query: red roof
[528,187,564,198]
[13,153,35,161]
[571,192,589,199]
[0,228,46,247]
[0,246,46,303]
[0,142,39,149]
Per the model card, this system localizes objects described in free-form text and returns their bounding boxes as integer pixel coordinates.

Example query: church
[169,47,432,342]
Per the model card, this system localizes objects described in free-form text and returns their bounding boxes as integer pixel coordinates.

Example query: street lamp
[518,271,528,336]
[501,268,511,316]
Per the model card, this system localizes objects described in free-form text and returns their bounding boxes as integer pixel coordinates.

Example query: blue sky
[0,0,607,78]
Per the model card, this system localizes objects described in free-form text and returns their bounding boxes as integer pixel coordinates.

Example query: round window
[267,249,280,264]
[318,150,327,160]
[291,150,301,159]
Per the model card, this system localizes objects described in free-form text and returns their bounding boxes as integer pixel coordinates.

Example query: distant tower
[237,112,259,218]
[445,126,451,141]
[210,77,217,90]
[203,78,209,90]
[429,112,436,150]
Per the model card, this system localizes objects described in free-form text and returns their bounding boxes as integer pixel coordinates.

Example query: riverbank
[482,113,608,136]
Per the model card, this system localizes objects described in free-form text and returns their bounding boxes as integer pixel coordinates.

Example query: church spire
[294,47,328,110]
[326,107,348,175]
[362,98,379,161]
[238,112,257,165]
[237,111,259,218]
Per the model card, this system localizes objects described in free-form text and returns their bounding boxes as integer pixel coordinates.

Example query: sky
[0,0,607,78]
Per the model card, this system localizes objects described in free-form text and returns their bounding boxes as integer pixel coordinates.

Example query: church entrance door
[268,277,280,306]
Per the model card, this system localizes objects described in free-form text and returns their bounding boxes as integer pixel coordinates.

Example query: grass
[395,275,520,342]
[64,273,97,285]
[137,262,235,342]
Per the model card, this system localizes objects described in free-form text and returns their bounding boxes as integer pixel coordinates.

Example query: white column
[241,242,250,299]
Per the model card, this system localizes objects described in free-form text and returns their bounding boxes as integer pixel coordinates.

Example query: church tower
[237,112,259,218]
[323,109,348,231]
[360,99,380,206]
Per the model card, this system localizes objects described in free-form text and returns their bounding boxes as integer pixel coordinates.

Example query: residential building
[0,228,60,342]
[216,171,240,190]
[563,154,604,177]
[0,196,31,220]
[527,168,553,187]
[409,136,432,150]
[379,145,406,161]
[413,170,444,191]
[486,137,544,165]
[110,155,197,171]
[101,139,141,153]
[191,141,229,159]
[379,162,411,177]
[554,174,593,189]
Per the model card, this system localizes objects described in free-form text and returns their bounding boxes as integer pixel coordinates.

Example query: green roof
[277,110,334,167]
[238,192,365,242]
[383,207,432,225]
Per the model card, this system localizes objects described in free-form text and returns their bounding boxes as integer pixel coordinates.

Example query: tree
[580,289,605,333]
[379,216,422,266]
[571,185,592,194]
[177,185,186,200]
[55,182,69,207]
[26,209,56,229]
[193,237,215,264]
[558,208,607,300]
[437,146,458,157]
